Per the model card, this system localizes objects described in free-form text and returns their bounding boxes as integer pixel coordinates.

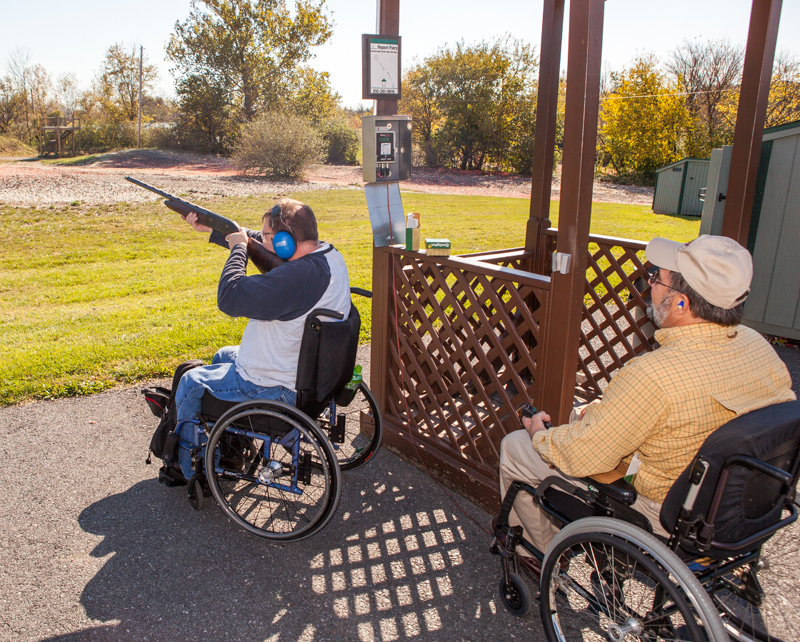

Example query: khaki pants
[498,430,669,554]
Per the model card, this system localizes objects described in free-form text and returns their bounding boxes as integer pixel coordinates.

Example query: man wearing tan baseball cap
[498,234,795,574]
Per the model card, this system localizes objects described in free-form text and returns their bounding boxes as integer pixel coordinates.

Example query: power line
[602,87,740,101]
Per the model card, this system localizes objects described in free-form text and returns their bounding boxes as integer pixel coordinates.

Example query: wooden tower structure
[38,116,81,158]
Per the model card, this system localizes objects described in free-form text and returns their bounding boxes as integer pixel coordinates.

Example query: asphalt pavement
[0,368,542,642]
[2,344,798,642]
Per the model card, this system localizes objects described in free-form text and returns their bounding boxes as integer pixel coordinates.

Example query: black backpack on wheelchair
[142,288,382,542]
[142,358,205,486]
[493,400,800,642]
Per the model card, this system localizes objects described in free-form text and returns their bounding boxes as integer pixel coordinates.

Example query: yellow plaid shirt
[533,323,795,503]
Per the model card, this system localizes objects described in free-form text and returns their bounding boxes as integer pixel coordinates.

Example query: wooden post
[526,0,564,259]
[374,0,399,117]
[538,0,605,424]
[720,0,782,247]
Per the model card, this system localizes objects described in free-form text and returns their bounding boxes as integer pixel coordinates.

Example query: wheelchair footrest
[158,465,188,487]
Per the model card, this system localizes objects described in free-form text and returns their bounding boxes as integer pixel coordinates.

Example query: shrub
[319,118,360,165]
[233,112,321,178]
[0,135,34,156]
[141,123,180,149]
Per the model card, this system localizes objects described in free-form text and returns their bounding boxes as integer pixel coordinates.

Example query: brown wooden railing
[372,246,550,508]
[372,232,657,512]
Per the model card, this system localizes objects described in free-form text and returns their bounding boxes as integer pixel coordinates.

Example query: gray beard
[646,293,674,329]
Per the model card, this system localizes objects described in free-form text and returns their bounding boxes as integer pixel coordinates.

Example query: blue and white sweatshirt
[210,230,350,390]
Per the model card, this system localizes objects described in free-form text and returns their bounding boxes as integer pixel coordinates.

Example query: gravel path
[0,149,653,206]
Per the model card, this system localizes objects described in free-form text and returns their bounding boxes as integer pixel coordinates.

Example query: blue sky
[1,0,797,109]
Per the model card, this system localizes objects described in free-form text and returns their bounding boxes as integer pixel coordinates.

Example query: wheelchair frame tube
[212,425,305,496]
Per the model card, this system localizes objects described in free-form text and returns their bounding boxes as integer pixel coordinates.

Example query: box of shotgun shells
[424,238,451,256]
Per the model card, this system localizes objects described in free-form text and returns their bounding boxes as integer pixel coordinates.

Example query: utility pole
[137,46,143,148]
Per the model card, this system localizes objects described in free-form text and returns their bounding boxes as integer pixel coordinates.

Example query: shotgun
[125,176,285,274]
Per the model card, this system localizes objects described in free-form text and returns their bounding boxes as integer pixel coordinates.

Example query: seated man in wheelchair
[498,234,795,581]
[175,198,351,477]
[143,197,382,542]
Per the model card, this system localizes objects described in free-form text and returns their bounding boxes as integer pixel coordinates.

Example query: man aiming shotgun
[125,176,284,274]
[127,177,352,460]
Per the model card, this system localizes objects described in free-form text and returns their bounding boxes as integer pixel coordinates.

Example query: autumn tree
[54,73,81,121]
[400,37,538,172]
[2,50,56,143]
[174,75,237,153]
[666,38,743,157]
[598,53,690,182]
[167,0,334,122]
[282,65,340,125]
[94,43,158,123]
[765,50,800,128]
[0,76,25,135]
[399,63,442,166]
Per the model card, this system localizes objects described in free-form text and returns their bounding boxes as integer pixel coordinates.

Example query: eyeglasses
[647,268,680,292]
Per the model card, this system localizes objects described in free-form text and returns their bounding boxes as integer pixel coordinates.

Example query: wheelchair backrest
[660,399,800,557]
[294,301,360,418]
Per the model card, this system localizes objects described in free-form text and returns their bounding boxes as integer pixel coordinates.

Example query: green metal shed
[741,120,800,340]
[699,120,800,340]
[652,157,711,216]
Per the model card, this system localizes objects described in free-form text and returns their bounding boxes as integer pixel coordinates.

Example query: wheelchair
[491,400,800,641]
[168,287,383,542]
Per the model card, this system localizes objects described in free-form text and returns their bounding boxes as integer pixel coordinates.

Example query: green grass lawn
[0,190,700,406]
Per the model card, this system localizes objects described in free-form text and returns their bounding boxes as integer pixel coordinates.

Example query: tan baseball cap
[646,235,752,309]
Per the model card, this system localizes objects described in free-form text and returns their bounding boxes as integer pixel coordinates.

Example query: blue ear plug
[273,231,296,259]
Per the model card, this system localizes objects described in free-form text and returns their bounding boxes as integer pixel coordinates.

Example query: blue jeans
[175,346,296,428]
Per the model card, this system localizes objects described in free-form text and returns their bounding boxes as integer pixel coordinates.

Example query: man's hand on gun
[224,229,248,249]
[184,211,246,249]
[184,211,213,234]
[519,403,552,437]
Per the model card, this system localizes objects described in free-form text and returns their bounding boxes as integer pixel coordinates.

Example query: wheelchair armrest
[584,476,638,505]
[536,475,595,503]
[350,287,372,298]
[725,454,795,487]
[308,308,344,323]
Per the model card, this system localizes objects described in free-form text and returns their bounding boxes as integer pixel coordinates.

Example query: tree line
[400,37,800,183]
[2,0,799,183]
[0,0,361,172]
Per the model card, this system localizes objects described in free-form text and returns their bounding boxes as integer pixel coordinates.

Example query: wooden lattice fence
[373,233,658,511]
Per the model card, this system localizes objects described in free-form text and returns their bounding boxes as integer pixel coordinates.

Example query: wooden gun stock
[246,238,286,274]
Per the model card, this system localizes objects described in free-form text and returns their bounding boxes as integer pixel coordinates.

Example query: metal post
[526,0,565,259]
[538,0,605,424]
[370,0,400,406]
[137,46,143,149]
[720,0,782,247]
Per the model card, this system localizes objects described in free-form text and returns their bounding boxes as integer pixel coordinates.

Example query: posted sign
[362,35,402,100]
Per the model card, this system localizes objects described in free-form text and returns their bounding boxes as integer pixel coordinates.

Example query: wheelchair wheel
[708,518,800,642]
[204,402,341,542]
[328,382,383,471]
[540,517,727,642]
[500,571,532,617]
[187,476,204,511]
